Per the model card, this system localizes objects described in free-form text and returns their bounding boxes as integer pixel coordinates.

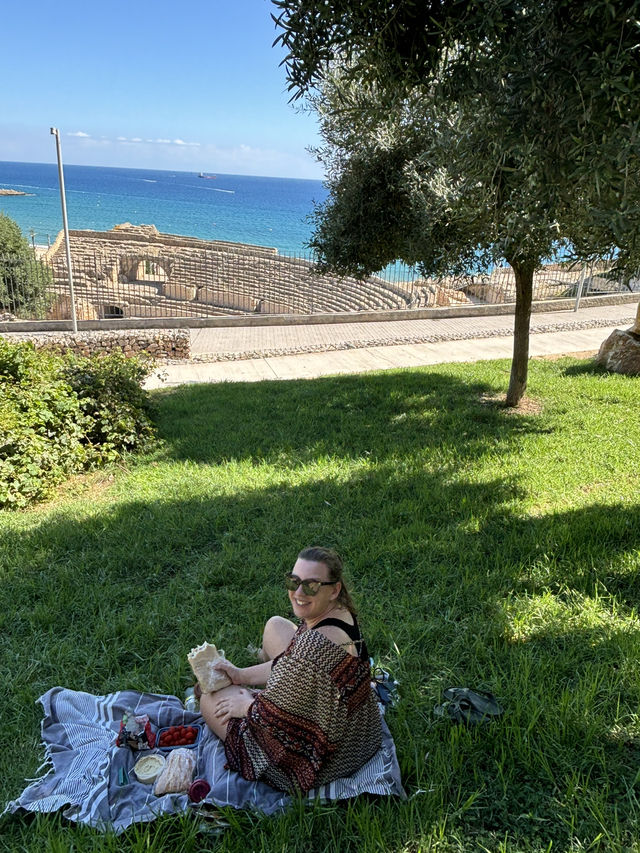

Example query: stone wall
[1,328,191,360]
[43,223,280,261]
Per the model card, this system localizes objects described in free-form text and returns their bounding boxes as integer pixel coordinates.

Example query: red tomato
[158,725,199,748]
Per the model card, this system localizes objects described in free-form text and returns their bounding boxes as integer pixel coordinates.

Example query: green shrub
[0,339,155,508]
[63,351,155,463]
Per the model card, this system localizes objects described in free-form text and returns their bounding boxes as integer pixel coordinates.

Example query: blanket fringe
[34,738,55,776]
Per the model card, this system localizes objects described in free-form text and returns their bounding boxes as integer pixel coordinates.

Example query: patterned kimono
[224,623,382,793]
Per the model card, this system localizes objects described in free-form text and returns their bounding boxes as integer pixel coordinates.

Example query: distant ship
[198,172,216,179]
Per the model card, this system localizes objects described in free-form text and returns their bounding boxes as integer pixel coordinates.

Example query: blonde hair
[297,546,357,615]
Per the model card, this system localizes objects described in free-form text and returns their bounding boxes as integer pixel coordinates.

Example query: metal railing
[1,248,638,323]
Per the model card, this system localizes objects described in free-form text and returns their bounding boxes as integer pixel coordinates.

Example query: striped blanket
[4,687,405,833]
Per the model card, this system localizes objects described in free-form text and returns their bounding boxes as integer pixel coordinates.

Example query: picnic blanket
[4,687,405,833]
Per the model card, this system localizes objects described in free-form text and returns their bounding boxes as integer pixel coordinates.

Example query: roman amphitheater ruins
[41,223,626,321]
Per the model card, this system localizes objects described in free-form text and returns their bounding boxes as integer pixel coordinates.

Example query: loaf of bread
[187,641,232,693]
[153,748,196,796]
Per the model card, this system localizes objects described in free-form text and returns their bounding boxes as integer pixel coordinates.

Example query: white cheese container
[132,753,166,784]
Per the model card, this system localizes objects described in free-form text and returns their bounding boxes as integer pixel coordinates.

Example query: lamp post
[573,264,587,313]
[50,127,77,332]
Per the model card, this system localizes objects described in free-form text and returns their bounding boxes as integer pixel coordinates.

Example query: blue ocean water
[0,161,328,255]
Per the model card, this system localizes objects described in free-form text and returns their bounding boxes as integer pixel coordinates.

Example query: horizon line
[0,158,325,184]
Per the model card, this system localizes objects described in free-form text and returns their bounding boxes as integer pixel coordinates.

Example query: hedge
[0,338,155,508]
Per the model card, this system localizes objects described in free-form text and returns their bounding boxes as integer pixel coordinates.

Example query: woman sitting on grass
[199,546,382,794]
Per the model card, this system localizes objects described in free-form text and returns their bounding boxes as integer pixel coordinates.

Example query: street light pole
[573,264,587,313]
[50,127,77,332]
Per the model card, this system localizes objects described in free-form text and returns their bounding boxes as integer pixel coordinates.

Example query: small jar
[189,779,211,803]
[184,687,199,712]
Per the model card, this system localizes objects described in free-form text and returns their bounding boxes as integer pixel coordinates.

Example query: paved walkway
[145,302,636,389]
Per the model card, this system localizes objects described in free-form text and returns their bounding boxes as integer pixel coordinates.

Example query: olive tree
[273,0,640,405]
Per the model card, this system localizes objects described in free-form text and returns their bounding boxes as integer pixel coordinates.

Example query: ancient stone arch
[133,258,169,283]
[119,255,170,284]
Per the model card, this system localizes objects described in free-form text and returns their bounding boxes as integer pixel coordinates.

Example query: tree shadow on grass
[560,360,609,376]
[477,500,640,609]
[150,369,550,468]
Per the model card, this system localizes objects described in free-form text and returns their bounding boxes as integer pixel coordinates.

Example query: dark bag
[370,662,399,708]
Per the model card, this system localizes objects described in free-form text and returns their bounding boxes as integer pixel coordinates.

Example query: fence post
[50,127,78,332]
[573,264,587,312]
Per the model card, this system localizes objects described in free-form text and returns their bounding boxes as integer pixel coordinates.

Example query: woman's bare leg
[201,617,296,738]
[260,615,296,661]
[200,685,254,741]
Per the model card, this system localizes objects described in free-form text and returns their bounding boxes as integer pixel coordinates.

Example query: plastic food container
[156,724,202,751]
[132,753,166,784]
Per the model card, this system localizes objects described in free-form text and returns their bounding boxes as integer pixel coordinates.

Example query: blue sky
[1,0,324,179]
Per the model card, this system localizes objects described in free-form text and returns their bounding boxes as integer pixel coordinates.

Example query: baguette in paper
[187,641,232,693]
[153,748,195,795]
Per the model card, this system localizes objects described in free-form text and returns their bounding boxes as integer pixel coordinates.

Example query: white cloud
[112,135,201,147]
[68,131,90,137]
[1,126,320,178]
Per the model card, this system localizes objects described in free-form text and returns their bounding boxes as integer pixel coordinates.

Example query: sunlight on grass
[504,587,640,637]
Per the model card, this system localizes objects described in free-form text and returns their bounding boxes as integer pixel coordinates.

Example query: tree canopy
[0,213,51,316]
[273,0,640,404]
[0,212,31,257]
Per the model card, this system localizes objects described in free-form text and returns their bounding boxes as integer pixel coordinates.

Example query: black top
[312,614,369,664]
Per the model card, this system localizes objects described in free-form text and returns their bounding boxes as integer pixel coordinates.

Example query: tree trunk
[505,259,535,407]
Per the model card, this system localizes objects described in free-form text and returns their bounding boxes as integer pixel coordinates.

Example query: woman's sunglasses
[284,573,335,596]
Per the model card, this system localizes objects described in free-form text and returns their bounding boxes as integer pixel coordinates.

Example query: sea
[0,161,328,256]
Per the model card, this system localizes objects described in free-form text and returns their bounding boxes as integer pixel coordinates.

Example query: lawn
[1,356,639,852]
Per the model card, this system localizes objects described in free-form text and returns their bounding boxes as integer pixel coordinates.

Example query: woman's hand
[214,660,244,685]
[213,688,254,724]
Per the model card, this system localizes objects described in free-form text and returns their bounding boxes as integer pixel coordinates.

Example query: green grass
[1,356,639,852]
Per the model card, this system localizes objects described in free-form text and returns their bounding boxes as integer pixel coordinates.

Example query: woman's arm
[215,659,273,688]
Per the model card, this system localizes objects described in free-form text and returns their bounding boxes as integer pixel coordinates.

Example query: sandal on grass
[434,687,503,725]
